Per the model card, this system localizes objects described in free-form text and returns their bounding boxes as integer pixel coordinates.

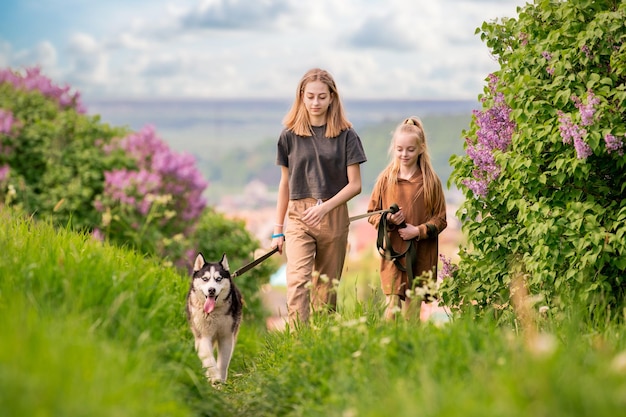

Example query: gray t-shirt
[276,125,367,200]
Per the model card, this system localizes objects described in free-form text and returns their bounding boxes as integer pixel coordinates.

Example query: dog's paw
[208,377,226,388]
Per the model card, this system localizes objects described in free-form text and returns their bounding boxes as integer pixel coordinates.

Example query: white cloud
[181,0,293,30]
[0,0,527,100]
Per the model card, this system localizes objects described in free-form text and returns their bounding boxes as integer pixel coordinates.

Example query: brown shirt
[367,169,447,298]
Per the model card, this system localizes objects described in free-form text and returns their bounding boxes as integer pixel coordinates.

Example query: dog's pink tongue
[204,296,216,314]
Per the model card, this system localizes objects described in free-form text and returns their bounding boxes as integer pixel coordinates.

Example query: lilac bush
[447,1,626,318]
[0,67,85,113]
[95,125,208,264]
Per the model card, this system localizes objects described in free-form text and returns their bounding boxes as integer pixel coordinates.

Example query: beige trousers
[284,198,349,325]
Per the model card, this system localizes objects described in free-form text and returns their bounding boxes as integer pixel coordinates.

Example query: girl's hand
[302,203,328,227]
[398,224,419,241]
[272,236,285,254]
[388,208,405,226]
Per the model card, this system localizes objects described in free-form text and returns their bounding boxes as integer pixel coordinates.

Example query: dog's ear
[220,253,230,272]
[193,253,206,273]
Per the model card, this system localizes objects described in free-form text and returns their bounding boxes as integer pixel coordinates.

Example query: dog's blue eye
[202,277,209,282]
[215,277,223,282]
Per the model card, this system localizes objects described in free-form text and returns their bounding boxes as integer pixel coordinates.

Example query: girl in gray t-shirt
[271,68,367,327]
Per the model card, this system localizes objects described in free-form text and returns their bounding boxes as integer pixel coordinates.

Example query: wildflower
[546,66,555,76]
[538,305,549,315]
[527,332,557,357]
[101,209,112,227]
[390,305,402,315]
[610,351,626,374]
[341,318,361,328]
[541,51,552,60]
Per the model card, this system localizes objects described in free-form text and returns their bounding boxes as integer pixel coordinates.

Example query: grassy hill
[2,206,625,416]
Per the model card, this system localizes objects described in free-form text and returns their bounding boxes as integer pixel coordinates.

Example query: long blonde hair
[282,68,352,138]
[376,116,444,216]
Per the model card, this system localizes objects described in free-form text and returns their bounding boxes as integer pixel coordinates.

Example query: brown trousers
[284,198,349,325]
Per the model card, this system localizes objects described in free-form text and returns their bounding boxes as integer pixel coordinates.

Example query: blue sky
[0,0,527,102]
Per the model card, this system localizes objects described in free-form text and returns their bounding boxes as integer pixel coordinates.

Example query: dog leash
[231,204,402,278]
[349,203,401,222]
[232,246,279,278]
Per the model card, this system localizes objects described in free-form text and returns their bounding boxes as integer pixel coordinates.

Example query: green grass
[0,208,223,416]
[2,207,626,416]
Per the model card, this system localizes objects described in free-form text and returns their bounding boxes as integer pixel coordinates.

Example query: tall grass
[226,308,626,417]
[2,207,626,417]
[0,208,225,416]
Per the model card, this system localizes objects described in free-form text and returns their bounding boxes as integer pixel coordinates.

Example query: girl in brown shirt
[367,116,447,320]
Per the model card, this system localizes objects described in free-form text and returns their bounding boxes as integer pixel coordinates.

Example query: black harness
[375,205,418,285]
[375,205,437,288]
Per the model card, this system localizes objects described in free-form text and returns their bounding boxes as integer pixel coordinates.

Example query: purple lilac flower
[557,111,586,145]
[91,228,105,242]
[519,32,529,46]
[542,51,552,60]
[103,169,162,207]
[0,67,85,113]
[557,113,591,159]
[462,177,489,199]
[0,164,9,182]
[464,74,515,198]
[581,45,591,58]
[0,109,14,134]
[438,254,459,281]
[604,134,624,156]
[547,67,555,76]
[574,90,600,126]
[102,125,209,222]
[573,136,592,159]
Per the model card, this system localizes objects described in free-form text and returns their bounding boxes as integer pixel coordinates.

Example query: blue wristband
[271,233,285,239]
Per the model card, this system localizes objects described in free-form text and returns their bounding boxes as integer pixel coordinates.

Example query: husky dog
[187,252,243,384]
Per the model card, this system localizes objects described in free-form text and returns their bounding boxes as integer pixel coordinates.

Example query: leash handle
[388,203,406,229]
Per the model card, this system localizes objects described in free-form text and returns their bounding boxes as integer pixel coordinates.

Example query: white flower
[610,351,626,374]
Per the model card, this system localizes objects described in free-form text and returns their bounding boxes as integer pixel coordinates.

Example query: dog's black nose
[208,288,216,296]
